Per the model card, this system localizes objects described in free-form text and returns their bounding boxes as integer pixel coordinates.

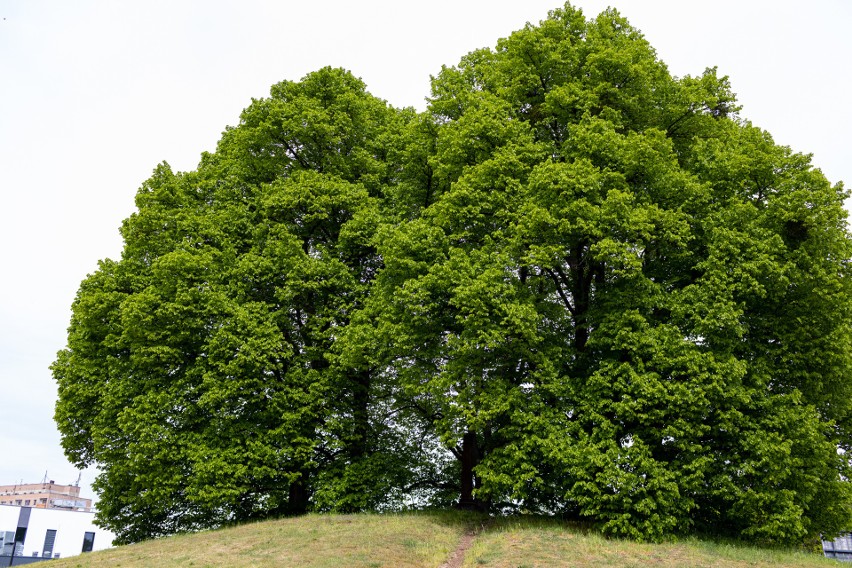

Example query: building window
[1,531,15,556]
[24,500,30,506]
[81,531,95,553]
[42,529,57,558]
[13,527,27,556]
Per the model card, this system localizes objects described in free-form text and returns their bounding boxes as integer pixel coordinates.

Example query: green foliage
[54,4,852,545]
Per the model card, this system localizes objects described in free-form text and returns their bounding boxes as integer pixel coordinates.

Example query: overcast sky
[1,0,849,504]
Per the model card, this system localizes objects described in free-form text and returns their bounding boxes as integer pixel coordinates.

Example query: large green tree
[55,4,852,545]
[53,67,430,543]
[370,4,852,542]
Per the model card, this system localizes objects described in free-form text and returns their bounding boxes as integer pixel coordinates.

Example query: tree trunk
[288,474,309,515]
[458,430,479,508]
[350,369,371,460]
[571,244,594,354]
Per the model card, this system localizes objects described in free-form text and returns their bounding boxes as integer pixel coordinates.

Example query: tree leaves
[54,4,852,545]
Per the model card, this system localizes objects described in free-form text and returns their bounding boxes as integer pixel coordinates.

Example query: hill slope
[50,513,836,568]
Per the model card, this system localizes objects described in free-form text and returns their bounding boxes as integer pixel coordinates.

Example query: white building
[824,533,852,562]
[0,504,114,563]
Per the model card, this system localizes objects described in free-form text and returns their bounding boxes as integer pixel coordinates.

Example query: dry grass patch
[51,512,465,568]
[462,518,835,568]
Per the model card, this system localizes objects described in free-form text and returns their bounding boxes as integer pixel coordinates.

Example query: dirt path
[439,531,476,568]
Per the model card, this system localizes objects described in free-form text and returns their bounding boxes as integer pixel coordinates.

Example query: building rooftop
[0,481,91,512]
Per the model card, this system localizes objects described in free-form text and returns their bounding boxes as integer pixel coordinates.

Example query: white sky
[0,0,849,504]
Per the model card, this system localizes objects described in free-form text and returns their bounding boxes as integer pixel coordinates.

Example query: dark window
[81,531,95,553]
[13,526,27,556]
[42,529,57,558]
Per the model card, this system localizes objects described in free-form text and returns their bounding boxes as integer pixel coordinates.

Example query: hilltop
[50,512,836,568]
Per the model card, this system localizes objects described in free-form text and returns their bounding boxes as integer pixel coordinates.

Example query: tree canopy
[54,3,852,545]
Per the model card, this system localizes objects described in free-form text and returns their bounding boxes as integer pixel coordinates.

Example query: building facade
[0,504,114,564]
[823,533,852,562]
[0,482,91,512]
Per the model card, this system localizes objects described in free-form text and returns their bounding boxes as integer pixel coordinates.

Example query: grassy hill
[51,512,838,568]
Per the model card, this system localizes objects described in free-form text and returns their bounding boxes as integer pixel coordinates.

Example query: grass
[51,512,466,568]
[49,511,838,568]
[462,517,836,568]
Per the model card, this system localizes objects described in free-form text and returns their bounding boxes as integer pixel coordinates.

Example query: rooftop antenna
[42,471,48,484]
[74,472,81,487]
